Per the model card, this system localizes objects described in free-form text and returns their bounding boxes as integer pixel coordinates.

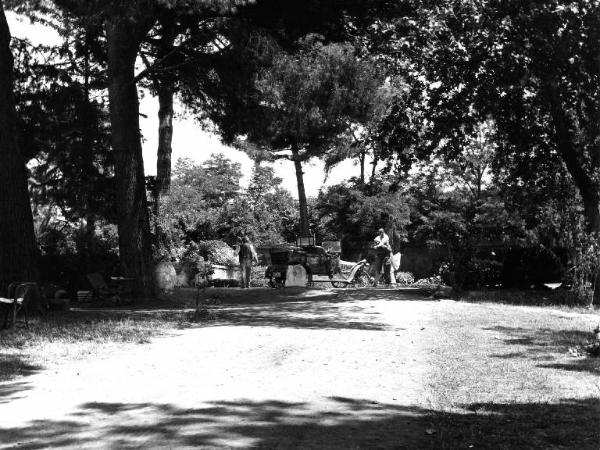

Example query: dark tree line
[1,0,599,302]
[0,1,38,292]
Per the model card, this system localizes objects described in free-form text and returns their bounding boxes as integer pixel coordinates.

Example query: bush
[396,272,415,285]
[175,242,202,285]
[196,240,238,265]
[464,258,503,289]
[250,266,268,287]
[501,247,564,288]
[414,275,443,287]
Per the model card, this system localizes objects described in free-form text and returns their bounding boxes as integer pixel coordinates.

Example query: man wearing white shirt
[372,228,392,287]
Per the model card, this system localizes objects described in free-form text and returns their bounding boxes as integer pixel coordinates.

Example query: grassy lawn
[0,308,193,382]
[423,301,600,449]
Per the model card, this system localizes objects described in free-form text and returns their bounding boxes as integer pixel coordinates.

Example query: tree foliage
[12,31,114,224]
[226,39,382,234]
[156,155,297,260]
[316,181,410,250]
[380,0,600,232]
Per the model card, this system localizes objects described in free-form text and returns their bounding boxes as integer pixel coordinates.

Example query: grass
[422,300,600,449]
[460,288,592,308]
[0,308,194,381]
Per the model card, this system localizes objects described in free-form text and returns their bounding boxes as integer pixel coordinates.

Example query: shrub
[396,272,415,285]
[501,247,563,288]
[196,240,238,265]
[250,266,268,287]
[177,242,202,283]
[414,275,443,287]
[464,258,503,289]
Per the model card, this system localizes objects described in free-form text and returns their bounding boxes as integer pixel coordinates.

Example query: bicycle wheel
[353,273,372,288]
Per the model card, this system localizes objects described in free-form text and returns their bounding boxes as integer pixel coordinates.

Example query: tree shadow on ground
[207,289,431,331]
[483,325,600,374]
[0,379,34,405]
[0,353,43,384]
[154,286,431,307]
[0,352,40,405]
[431,397,600,449]
[212,300,391,331]
[1,396,598,449]
[71,288,431,332]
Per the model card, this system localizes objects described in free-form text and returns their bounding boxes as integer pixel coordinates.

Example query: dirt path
[1,289,439,449]
[1,289,598,449]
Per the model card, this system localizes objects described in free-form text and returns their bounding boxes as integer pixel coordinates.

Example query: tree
[0,0,38,292]
[12,19,115,259]
[51,0,390,296]
[51,0,246,297]
[323,79,400,186]
[245,163,298,244]
[445,120,497,201]
[142,0,398,210]
[404,157,526,289]
[157,156,297,255]
[381,1,600,231]
[316,181,410,255]
[234,40,381,235]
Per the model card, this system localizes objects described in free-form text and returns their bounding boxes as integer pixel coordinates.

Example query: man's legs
[372,255,383,287]
[245,263,252,288]
[240,261,251,288]
[240,262,247,288]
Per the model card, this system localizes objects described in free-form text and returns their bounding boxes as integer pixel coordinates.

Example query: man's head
[378,228,385,235]
[242,236,250,243]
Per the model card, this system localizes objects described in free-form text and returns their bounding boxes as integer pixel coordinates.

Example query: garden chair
[0,282,45,329]
[86,272,132,304]
[86,272,118,301]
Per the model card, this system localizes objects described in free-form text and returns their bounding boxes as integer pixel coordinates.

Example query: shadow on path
[71,288,432,331]
[0,380,34,405]
[0,352,42,390]
[213,300,391,331]
[1,396,598,449]
[202,288,433,331]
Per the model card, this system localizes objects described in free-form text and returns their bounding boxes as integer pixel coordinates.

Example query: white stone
[155,261,176,291]
[285,265,307,287]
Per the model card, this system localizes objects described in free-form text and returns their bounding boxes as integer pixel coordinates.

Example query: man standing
[238,236,258,288]
[372,228,391,287]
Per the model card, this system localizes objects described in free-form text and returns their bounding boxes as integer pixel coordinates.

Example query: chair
[0,282,44,329]
[86,272,131,304]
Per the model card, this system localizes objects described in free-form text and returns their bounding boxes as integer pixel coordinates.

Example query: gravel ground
[0,288,598,449]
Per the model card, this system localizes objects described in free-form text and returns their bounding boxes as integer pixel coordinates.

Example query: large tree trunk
[545,80,600,233]
[81,31,97,262]
[370,147,379,183]
[291,144,310,236]
[0,2,38,293]
[155,84,174,207]
[582,191,600,234]
[153,17,176,210]
[359,149,365,185]
[545,80,600,304]
[106,16,155,298]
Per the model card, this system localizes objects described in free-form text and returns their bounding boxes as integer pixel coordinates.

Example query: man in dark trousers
[238,236,258,288]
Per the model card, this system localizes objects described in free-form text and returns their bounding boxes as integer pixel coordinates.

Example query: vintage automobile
[260,239,345,288]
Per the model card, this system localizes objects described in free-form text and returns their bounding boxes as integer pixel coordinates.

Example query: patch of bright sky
[8,12,362,198]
